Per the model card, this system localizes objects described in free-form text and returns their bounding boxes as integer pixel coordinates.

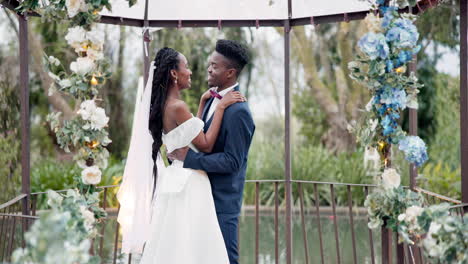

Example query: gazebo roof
[1,0,431,27]
[100,0,371,21]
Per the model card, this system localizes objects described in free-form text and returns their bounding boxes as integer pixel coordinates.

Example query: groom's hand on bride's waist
[167,146,189,162]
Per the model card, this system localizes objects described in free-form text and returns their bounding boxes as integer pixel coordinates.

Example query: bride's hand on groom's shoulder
[218,91,246,110]
[201,88,213,102]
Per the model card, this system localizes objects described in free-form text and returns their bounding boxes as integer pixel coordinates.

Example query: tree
[102,26,130,159]
[280,22,367,153]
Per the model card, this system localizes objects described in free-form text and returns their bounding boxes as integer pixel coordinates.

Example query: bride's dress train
[138,117,229,264]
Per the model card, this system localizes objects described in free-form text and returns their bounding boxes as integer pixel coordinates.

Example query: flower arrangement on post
[12,190,106,264]
[348,2,427,167]
[349,0,425,214]
[44,23,113,195]
[350,1,468,261]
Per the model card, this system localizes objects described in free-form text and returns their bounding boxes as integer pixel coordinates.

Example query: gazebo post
[283,3,293,262]
[142,0,150,85]
[407,27,421,264]
[408,68,418,189]
[460,0,468,207]
[18,13,31,220]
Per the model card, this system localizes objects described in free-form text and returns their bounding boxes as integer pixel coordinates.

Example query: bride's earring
[175,78,178,85]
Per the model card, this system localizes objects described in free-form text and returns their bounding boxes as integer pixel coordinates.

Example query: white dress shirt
[206,83,239,120]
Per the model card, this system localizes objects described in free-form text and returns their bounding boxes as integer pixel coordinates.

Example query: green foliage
[0,60,21,204]
[417,2,459,49]
[422,212,468,263]
[244,118,371,207]
[16,0,127,29]
[292,91,327,145]
[0,134,21,203]
[12,190,105,264]
[31,159,78,193]
[364,185,424,231]
[421,162,461,200]
[31,156,124,208]
[419,73,461,198]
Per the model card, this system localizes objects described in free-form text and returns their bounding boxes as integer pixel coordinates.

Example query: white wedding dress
[138,116,229,264]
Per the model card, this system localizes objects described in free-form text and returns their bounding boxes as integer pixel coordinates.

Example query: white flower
[407,97,418,109]
[77,100,97,120]
[89,107,109,130]
[86,48,104,61]
[405,205,424,222]
[66,0,88,18]
[66,189,80,201]
[59,79,72,88]
[428,222,442,234]
[397,213,406,222]
[70,57,95,76]
[48,72,60,81]
[46,190,63,208]
[381,168,401,189]
[65,26,87,48]
[48,56,60,66]
[368,218,382,229]
[77,100,109,130]
[366,96,374,111]
[423,236,441,257]
[79,206,95,230]
[369,119,378,132]
[86,27,105,47]
[364,13,382,33]
[364,147,379,170]
[81,165,102,185]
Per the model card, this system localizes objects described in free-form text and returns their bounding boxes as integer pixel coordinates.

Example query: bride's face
[175,54,192,90]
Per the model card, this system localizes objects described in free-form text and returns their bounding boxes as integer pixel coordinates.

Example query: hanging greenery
[350,1,468,263]
[11,0,138,263]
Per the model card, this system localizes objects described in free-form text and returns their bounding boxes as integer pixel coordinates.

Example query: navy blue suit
[183,85,255,264]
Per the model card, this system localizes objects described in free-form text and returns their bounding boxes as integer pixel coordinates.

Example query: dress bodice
[162,117,204,154]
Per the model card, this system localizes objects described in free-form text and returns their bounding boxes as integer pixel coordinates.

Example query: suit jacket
[183,85,255,215]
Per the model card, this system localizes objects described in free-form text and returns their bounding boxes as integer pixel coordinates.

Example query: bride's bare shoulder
[165,98,192,123]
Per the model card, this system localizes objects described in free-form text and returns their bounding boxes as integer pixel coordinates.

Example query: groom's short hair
[215,39,249,76]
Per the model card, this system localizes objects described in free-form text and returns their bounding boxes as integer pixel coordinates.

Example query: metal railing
[0,181,466,264]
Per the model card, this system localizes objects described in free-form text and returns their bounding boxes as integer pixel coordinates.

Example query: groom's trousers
[217,213,239,264]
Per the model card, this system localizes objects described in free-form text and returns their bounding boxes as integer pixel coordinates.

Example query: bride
[116,47,245,263]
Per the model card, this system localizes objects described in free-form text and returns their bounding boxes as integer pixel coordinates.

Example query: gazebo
[0,0,467,263]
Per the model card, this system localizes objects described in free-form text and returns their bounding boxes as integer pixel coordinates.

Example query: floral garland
[11,0,136,262]
[46,23,112,195]
[350,1,468,263]
[348,3,427,167]
[16,0,136,29]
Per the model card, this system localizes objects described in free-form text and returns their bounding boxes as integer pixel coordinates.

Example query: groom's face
[207,51,231,88]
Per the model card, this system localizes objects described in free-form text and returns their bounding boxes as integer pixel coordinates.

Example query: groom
[168,39,255,264]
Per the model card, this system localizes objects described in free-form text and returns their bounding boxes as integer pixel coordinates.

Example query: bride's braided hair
[149,47,180,193]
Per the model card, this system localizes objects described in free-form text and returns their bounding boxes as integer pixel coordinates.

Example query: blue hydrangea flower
[358,33,390,60]
[398,51,411,64]
[398,136,428,167]
[381,115,395,136]
[385,60,394,72]
[381,6,397,28]
[379,86,407,110]
[386,19,419,48]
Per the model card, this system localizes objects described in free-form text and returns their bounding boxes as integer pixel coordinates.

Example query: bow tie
[209,89,223,99]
